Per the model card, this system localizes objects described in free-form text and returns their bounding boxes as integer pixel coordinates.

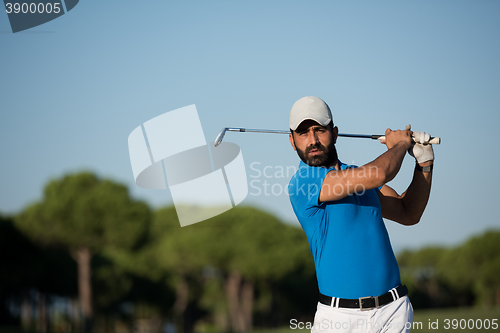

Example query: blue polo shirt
[288,160,401,299]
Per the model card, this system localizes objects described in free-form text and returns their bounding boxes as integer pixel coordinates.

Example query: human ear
[289,133,297,151]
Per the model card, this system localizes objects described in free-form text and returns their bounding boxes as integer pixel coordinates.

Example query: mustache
[305,143,326,155]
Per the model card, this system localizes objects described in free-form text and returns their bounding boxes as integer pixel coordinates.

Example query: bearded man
[288,96,434,333]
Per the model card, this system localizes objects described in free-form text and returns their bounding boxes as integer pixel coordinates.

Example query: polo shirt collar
[298,159,350,171]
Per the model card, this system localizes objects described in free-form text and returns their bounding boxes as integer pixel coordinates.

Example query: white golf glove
[408,131,434,163]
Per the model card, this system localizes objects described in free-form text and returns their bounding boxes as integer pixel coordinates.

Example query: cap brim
[290,116,331,131]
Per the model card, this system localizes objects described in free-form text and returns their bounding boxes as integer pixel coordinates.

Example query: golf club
[214,127,441,147]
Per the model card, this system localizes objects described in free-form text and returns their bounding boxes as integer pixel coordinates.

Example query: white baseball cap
[289,96,333,131]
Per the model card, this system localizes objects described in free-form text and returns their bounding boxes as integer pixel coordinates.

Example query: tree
[196,206,310,333]
[398,230,500,308]
[148,206,208,333]
[15,172,151,332]
[442,230,500,307]
[398,246,448,308]
[150,206,311,333]
[0,214,42,327]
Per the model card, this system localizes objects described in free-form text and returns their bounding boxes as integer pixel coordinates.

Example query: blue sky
[1,0,499,253]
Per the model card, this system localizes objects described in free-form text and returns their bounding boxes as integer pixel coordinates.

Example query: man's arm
[377,161,433,226]
[377,130,435,225]
[319,128,412,203]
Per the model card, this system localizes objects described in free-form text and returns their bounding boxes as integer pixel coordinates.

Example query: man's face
[289,120,339,167]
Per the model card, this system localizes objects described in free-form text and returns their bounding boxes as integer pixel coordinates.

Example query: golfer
[288,96,434,333]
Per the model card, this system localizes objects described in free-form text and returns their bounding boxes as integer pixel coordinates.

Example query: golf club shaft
[214,127,440,146]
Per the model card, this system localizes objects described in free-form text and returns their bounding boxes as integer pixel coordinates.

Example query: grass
[413,307,500,333]
[252,307,500,333]
[2,308,499,333]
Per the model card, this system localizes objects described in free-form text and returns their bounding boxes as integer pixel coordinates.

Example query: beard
[296,139,338,167]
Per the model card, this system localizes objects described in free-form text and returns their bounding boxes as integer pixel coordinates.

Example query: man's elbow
[363,164,388,188]
[374,169,387,188]
[401,215,420,226]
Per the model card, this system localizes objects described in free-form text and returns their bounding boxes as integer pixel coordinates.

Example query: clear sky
[1,0,499,253]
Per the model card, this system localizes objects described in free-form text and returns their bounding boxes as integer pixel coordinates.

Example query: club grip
[427,137,441,145]
[377,136,441,145]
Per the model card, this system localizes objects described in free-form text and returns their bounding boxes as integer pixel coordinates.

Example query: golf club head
[214,128,228,147]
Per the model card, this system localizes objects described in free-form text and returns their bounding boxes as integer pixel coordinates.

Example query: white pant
[311,296,414,333]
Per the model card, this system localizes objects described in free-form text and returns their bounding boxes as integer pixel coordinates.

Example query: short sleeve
[288,166,330,218]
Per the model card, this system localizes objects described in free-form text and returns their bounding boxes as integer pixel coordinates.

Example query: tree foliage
[145,205,313,333]
[14,171,500,332]
[14,172,152,332]
[399,229,500,308]
[16,172,150,251]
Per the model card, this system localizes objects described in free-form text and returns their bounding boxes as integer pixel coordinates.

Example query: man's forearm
[369,141,409,185]
[401,162,433,224]
[319,141,410,203]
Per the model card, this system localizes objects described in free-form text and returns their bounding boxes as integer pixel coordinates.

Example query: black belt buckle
[359,295,379,311]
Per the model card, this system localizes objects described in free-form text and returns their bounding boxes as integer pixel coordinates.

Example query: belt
[319,285,408,311]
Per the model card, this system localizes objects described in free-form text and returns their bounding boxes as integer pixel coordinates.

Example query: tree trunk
[173,276,189,332]
[37,292,47,333]
[225,271,244,333]
[224,271,254,333]
[72,247,93,333]
[20,290,31,330]
[426,280,440,307]
[241,280,254,332]
[69,298,81,332]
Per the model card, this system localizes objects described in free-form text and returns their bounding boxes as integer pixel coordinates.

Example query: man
[287,96,434,333]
